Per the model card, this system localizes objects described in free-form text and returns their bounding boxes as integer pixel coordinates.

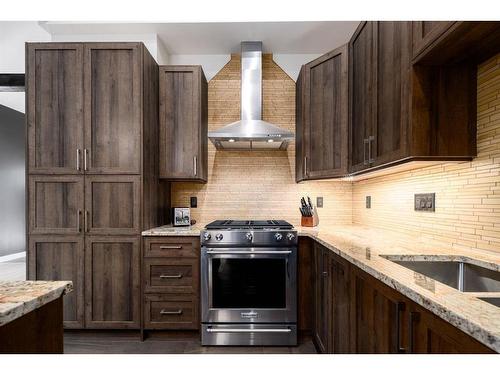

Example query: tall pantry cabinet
[26,42,169,329]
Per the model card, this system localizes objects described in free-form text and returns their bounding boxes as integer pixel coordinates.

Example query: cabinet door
[330,254,351,353]
[371,22,410,166]
[349,22,375,173]
[313,244,331,353]
[28,235,84,328]
[85,236,140,328]
[84,175,140,235]
[26,43,84,175]
[352,269,407,353]
[159,66,205,181]
[408,303,493,354]
[29,176,84,235]
[295,66,306,182]
[84,43,141,174]
[412,22,455,59]
[303,46,348,179]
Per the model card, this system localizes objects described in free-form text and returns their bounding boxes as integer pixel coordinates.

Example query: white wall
[273,54,321,81]
[168,54,230,81]
[0,21,50,113]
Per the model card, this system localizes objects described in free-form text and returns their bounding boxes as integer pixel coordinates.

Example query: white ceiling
[41,21,360,54]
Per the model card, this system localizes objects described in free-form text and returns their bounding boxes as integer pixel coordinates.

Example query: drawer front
[144,258,199,294]
[144,294,199,330]
[144,237,200,258]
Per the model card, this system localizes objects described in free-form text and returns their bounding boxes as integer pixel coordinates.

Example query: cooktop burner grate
[205,219,293,230]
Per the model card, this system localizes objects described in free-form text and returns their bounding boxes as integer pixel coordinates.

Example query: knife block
[301,210,319,227]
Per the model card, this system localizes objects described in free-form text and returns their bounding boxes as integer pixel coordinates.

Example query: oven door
[201,247,297,324]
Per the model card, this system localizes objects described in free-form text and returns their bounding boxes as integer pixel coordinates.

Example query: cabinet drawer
[144,237,199,258]
[144,294,199,330]
[144,258,199,294]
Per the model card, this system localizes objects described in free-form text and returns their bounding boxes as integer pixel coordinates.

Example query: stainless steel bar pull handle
[160,309,183,315]
[83,149,89,171]
[396,301,406,353]
[84,210,89,232]
[76,149,81,171]
[363,138,369,165]
[193,156,197,176]
[159,245,182,250]
[206,328,292,333]
[368,135,375,164]
[304,156,307,175]
[159,274,183,279]
[77,209,82,232]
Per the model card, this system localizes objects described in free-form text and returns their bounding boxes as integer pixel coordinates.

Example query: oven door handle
[205,250,292,255]
[206,328,292,333]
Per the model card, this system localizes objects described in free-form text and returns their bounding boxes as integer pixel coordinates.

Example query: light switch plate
[190,196,197,208]
[414,193,435,212]
[316,197,323,208]
[366,196,371,209]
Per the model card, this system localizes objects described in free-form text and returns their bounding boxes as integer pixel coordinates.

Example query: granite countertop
[142,223,500,352]
[0,280,73,327]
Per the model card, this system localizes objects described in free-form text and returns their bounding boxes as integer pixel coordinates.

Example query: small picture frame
[173,207,191,226]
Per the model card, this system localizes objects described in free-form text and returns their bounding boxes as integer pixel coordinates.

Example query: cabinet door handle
[193,156,197,176]
[322,271,328,277]
[363,138,369,165]
[160,309,183,315]
[76,149,81,171]
[84,210,89,232]
[368,135,375,164]
[77,209,82,232]
[159,274,183,279]
[396,301,406,353]
[83,149,89,171]
[408,311,421,353]
[304,156,308,175]
[159,245,182,250]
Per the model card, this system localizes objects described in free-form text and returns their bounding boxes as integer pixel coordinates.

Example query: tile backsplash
[171,54,352,226]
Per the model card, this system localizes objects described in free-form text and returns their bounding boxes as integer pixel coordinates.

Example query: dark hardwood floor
[64,331,317,354]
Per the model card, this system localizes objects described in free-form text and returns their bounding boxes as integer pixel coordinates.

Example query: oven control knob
[245,232,253,241]
[275,233,283,241]
[203,232,211,241]
[287,233,295,241]
[215,233,223,241]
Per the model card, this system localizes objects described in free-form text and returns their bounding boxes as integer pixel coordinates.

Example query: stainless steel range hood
[208,41,294,150]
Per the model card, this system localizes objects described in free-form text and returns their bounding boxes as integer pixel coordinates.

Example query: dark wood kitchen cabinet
[313,243,351,354]
[26,43,84,175]
[159,65,208,182]
[296,45,348,181]
[28,235,85,328]
[83,43,142,174]
[26,42,170,329]
[85,236,141,328]
[142,236,200,331]
[349,21,411,173]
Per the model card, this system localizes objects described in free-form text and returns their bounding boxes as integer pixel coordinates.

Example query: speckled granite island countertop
[142,223,500,352]
[0,281,73,327]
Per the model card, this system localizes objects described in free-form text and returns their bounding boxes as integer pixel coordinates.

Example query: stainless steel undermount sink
[387,259,500,293]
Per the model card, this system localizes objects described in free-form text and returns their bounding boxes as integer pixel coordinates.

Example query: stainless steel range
[201,220,297,346]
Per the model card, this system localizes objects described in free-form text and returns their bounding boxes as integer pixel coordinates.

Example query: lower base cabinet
[311,243,494,354]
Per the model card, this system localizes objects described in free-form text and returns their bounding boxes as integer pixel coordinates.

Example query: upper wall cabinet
[84,43,142,174]
[411,22,455,60]
[296,45,348,182]
[27,43,84,175]
[159,66,208,182]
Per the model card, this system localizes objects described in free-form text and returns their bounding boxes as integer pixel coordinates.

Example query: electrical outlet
[414,193,435,212]
[366,196,371,209]
[316,197,323,208]
[190,196,197,208]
